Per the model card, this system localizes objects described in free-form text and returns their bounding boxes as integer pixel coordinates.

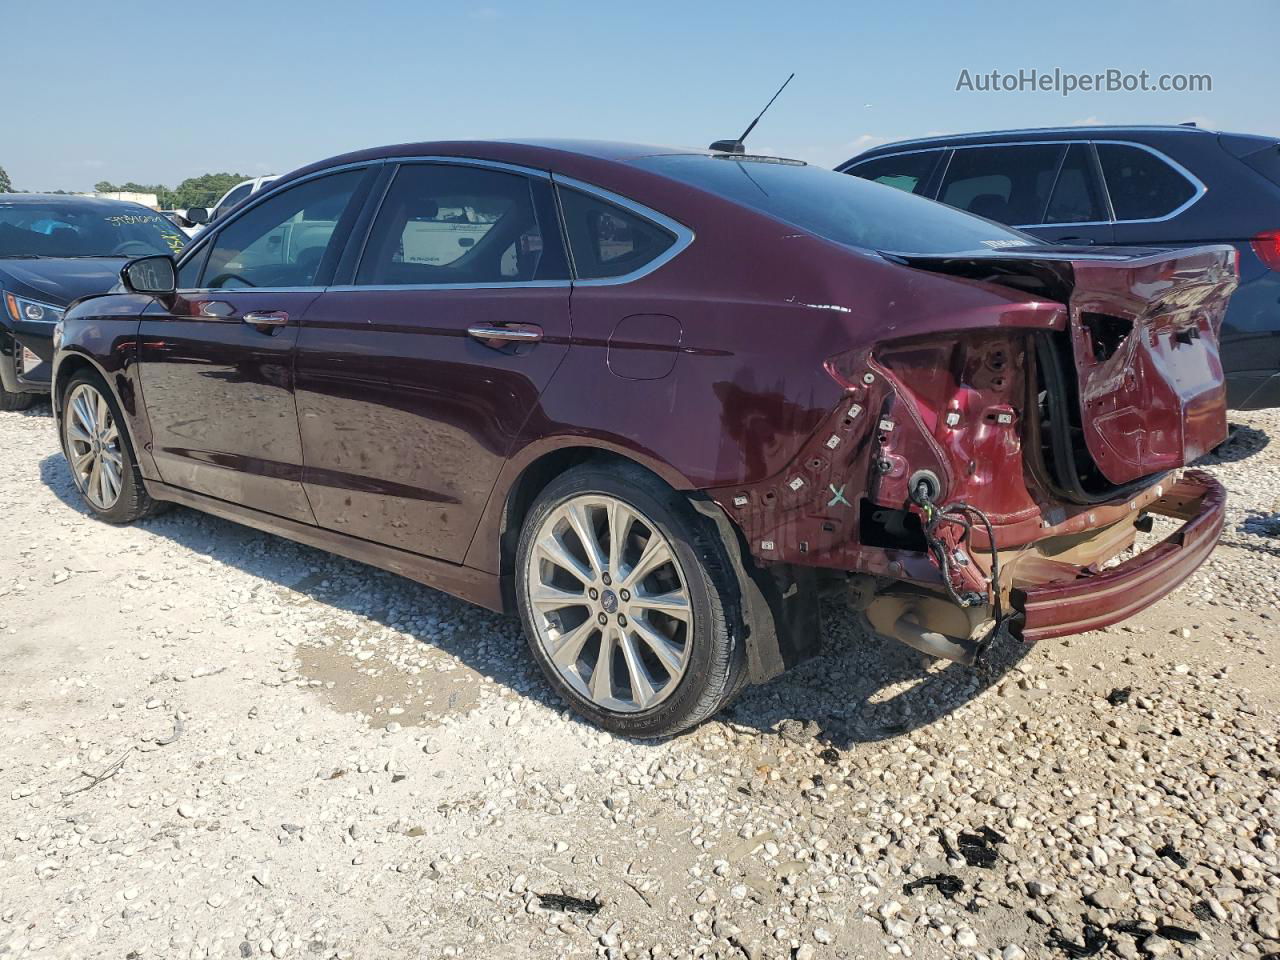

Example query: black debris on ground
[818,747,840,765]
[1156,843,1189,868]
[1105,687,1132,706]
[1156,924,1200,943]
[1046,922,1108,958]
[902,874,963,899]
[1109,921,1152,938]
[938,827,1005,869]
[536,893,602,915]
[959,826,1006,868]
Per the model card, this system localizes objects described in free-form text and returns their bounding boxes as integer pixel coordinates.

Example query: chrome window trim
[551,174,695,286]
[172,286,326,296]
[327,280,571,293]
[175,156,694,292]
[852,124,1212,154]
[836,144,950,171]
[387,155,553,181]
[844,139,1206,227]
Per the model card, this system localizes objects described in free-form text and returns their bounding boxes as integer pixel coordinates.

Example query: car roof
[845,124,1221,160]
[274,139,712,190]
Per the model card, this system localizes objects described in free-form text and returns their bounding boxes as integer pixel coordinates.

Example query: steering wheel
[110,239,158,257]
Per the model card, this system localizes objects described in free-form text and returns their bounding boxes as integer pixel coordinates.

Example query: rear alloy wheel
[516,463,745,737]
[60,372,157,524]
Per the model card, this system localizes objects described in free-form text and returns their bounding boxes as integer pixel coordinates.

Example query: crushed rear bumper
[1009,470,1225,643]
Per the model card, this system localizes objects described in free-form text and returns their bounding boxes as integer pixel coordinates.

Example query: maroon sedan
[52,140,1235,737]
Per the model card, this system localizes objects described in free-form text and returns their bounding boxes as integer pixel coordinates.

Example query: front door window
[200,170,364,288]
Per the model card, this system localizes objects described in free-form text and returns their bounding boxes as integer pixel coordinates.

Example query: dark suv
[839,126,1280,409]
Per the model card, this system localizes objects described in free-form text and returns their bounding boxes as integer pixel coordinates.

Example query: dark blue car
[1,194,186,410]
[839,125,1280,409]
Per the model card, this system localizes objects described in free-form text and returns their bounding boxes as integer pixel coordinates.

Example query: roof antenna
[709,73,795,154]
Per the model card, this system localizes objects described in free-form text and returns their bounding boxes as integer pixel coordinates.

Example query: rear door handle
[242,310,290,327]
[466,323,543,343]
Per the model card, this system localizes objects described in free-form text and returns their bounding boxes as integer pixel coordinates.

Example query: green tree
[91,171,252,210]
[0,165,12,193]
[171,173,251,210]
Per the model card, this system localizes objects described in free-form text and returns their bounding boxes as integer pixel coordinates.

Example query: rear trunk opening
[892,244,1238,503]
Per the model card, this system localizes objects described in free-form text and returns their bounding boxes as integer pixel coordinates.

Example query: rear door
[294,159,572,562]
[138,167,372,522]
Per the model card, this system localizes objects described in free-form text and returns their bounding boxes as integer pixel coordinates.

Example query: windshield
[0,202,187,258]
[632,154,1041,256]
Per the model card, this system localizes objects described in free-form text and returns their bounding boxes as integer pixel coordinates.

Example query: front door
[295,160,572,561]
[138,168,370,522]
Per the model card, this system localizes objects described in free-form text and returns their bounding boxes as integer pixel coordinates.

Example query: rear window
[558,188,676,279]
[634,154,1038,256]
[1096,143,1197,221]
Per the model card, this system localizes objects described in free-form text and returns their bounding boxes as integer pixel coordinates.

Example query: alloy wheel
[64,383,124,511]
[526,494,693,713]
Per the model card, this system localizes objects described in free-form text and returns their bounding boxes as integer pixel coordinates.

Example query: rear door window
[1095,143,1197,220]
[939,144,1066,225]
[844,150,944,195]
[557,188,676,280]
[1045,143,1108,224]
[356,163,565,285]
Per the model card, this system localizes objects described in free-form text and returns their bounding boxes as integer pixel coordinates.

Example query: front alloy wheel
[516,463,746,738]
[59,370,157,524]
[64,382,125,510]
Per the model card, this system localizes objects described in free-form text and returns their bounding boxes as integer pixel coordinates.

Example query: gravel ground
[2,401,1278,960]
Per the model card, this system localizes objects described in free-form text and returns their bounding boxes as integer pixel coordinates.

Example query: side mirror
[121,255,177,295]
[185,207,210,225]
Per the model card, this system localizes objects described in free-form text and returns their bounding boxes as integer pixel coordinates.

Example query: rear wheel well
[499,448,663,581]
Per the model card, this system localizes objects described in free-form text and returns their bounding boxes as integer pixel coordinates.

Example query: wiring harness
[910,482,1006,631]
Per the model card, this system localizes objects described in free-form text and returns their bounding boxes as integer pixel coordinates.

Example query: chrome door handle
[242,310,290,326]
[466,323,543,343]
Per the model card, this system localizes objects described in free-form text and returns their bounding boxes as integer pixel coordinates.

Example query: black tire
[59,369,160,524]
[515,461,747,738]
[0,387,36,411]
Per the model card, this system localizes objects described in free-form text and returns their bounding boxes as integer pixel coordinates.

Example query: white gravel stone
[2,399,1277,960]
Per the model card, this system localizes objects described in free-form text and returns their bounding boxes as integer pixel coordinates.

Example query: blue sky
[5,0,1277,192]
